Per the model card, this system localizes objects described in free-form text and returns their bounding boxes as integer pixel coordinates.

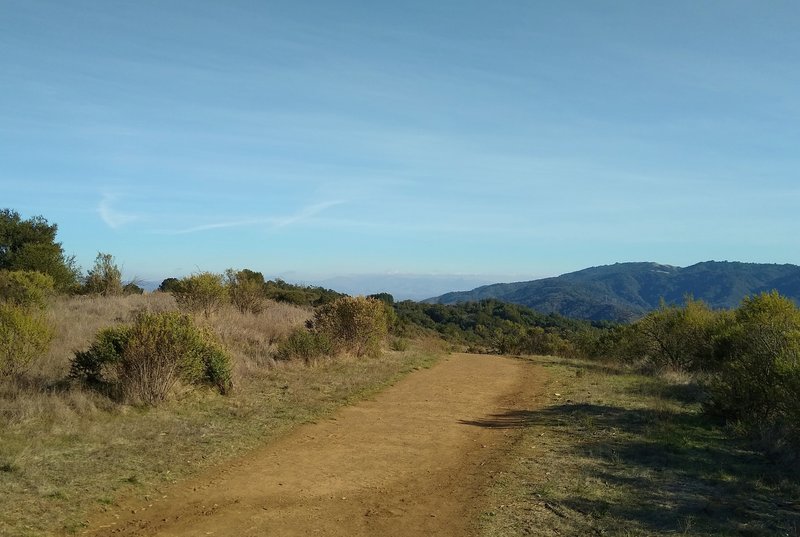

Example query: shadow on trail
[462,402,800,535]
[459,410,539,429]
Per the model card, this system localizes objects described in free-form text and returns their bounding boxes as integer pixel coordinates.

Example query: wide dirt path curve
[84,353,546,537]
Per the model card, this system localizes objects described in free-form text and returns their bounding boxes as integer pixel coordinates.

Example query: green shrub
[0,302,53,377]
[630,298,721,371]
[707,292,800,435]
[275,328,334,363]
[71,312,232,404]
[173,272,227,317]
[389,337,410,351]
[0,269,54,309]
[225,268,266,314]
[313,296,389,358]
[201,341,233,394]
[70,325,131,385]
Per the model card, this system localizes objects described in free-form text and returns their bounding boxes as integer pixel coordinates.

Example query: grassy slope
[0,295,442,536]
[480,356,800,537]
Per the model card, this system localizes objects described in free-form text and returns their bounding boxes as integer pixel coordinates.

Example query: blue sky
[2,1,799,285]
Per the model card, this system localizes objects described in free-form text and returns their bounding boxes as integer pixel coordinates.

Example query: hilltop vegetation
[430,261,800,321]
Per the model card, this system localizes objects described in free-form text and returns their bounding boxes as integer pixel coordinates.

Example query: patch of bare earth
[82,354,547,537]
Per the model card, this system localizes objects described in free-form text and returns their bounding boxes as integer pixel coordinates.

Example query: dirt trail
[84,354,547,537]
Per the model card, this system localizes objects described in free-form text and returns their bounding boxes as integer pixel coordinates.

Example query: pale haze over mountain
[313,274,499,301]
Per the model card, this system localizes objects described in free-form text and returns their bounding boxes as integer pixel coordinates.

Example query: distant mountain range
[427,261,800,322]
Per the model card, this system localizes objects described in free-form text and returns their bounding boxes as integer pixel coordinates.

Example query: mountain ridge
[427,261,800,321]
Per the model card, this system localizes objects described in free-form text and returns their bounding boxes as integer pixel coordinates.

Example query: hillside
[428,261,800,321]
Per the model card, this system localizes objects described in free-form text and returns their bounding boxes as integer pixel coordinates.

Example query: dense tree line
[160,272,344,310]
[392,298,612,357]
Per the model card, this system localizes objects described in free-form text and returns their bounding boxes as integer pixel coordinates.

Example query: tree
[84,252,123,296]
[224,268,266,314]
[158,277,181,293]
[0,209,80,292]
[368,293,394,305]
[123,282,144,295]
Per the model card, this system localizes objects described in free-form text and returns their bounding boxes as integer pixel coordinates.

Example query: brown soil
[83,353,547,537]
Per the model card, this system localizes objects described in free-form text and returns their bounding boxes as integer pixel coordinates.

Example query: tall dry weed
[201,301,311,380]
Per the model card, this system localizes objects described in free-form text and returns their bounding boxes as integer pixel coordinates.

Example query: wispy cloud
[273,200,343,227]
[163,200,344,235]
[169,217,273,235]
[98,193,138,229]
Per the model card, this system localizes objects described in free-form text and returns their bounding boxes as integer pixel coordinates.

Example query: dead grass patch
[200,300,311,380]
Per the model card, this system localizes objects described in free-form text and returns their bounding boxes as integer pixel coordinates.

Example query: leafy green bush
[629,298,722,371]
[0,302,53,377]
[0,269,54,309]
[71,312,232,404]
[225,268,266,314]
[70,325,131,385]
[173,272,227,317]
[275,328,334,363]
[706,292,800,444]
[313,296,389,358]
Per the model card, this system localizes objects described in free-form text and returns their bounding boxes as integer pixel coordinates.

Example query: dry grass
[479,356,800,537]
[200,300,312,381]
[1,294,311,428]
[1,294,178,428]
[41,293,177,377]
[0,294,441,536]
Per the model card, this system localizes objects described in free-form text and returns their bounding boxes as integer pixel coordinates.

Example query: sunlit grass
[480,356,800,537]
